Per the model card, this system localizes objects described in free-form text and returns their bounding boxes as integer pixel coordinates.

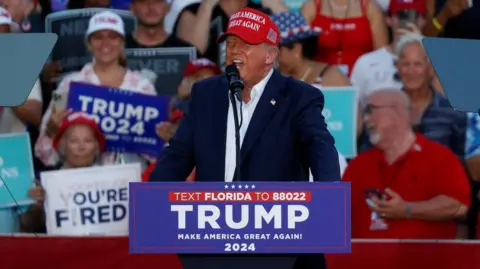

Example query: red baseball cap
[389,0,426,14]
[217,7,279,46]
[182,58,221,78]
[53,111,105,152]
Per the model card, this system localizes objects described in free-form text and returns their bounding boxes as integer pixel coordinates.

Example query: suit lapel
[209,77,229,181]
[241,70,286,164]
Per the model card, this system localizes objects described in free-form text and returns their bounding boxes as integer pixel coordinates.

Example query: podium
[179,255,298,269]
[129,182,350,269]
[179,254,328,269]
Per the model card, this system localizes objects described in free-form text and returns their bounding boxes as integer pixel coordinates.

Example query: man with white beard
[341,89,471,239]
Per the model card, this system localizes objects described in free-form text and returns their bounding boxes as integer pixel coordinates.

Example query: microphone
[226,64,244,102]
[225,64,243,181]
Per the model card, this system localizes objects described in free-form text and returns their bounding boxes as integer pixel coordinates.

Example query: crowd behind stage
[1,0,480,240]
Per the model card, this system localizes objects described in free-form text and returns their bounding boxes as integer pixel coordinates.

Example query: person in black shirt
[68,0,110,9]
[126,0,195,49]
[172,0,288,68]
[423,0,480,39]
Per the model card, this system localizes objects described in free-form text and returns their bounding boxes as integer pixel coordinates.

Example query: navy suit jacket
[150,69,340,182]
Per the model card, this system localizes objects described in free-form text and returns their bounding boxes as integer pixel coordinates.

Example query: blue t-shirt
[465,113,480,159]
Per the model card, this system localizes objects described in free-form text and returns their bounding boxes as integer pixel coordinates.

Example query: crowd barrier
[1,235,480,269]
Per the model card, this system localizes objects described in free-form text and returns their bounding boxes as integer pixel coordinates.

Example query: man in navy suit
[150,7,339,269]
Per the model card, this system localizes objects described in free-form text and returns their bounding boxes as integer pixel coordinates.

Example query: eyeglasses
[363,103,396,115]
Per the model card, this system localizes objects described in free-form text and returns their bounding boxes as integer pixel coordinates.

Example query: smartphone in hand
[52,91,68,111]
[364,188,384,207]
[397,9,418,29]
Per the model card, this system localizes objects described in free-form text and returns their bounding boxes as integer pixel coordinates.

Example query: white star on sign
[251,185,256,189]
[238,185,242,189]
[245,185,249,189]
[224,184,229,189]
[231,184,236,189]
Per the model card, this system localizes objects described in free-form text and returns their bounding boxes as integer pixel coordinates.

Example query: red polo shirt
[343,134,470,239]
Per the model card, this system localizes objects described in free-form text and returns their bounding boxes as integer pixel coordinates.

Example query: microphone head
[225,64,244,92]
[225,64,240,80]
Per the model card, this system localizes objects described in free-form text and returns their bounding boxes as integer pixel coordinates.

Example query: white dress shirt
[224,69,273,182]
[350,47,403,107]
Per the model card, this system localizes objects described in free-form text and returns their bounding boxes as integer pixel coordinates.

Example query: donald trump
[150,7,339,269]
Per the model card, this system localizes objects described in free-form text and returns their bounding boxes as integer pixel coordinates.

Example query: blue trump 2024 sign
[129,182,351,254]
[67,82,169,157]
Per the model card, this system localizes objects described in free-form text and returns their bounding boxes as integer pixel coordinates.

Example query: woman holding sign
[23,112,106,233]
[35,11,157,170]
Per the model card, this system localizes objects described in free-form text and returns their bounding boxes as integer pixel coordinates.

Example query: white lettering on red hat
[242,21,260,31]
[228,19,261,32]
[230,11,266,25]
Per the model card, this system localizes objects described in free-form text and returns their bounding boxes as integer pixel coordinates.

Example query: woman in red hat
[22,111,106,233]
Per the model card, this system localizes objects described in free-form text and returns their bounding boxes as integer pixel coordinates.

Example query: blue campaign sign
[129,182,351,254]
[318,86,358,158]
[0,132,35,208]
[67,82,170,157]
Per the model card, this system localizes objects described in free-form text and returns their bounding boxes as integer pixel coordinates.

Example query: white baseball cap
[86,11,125,37]
[0,7,12,26]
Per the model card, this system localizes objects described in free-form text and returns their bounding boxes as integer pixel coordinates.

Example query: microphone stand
[229,92,242,182]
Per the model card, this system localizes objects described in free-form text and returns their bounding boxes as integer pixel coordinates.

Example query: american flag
[270,11,321,45]
[267,28,277,44]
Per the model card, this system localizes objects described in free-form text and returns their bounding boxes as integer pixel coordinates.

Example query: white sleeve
[337,153,348,177]
[350,57,367,104]
[35,74,76,166]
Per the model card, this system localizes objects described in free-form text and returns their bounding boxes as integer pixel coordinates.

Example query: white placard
[41,164,141,236]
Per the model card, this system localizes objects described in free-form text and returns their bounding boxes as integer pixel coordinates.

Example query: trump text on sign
[67,82,169,156]
[129,182,351,254]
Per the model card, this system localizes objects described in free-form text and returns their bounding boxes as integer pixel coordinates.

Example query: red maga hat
[182,58,221,78]
[53,111,105,152]
[389,0,426,14]
[217,7,279,46]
